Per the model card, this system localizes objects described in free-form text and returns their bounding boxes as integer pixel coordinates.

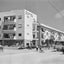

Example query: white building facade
[0,9,38,47]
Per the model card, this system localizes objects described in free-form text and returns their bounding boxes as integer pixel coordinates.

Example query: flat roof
[40,23,64,34]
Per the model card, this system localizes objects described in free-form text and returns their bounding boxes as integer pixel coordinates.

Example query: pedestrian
[62,47,64,54]
[39,46,43,53]
[36,46,38,51]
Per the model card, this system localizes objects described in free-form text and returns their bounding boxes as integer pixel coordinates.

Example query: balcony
[33,38,39,40]
[4,16,16,24]
[33,22,39,25]
[33,34,38,40]
[2,37,16,40]
[2,33,15,40]
[3,21,16,25]
[2,24,16,30]
[33,26,39,32]
[33,30,39,33]
[2,30,15,33]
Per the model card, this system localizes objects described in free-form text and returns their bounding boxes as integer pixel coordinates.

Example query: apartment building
[0,9,64,48]
[0,9,38,47]
[37,23,64,47]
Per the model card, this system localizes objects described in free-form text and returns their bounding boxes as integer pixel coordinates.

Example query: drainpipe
[38,23,41,49]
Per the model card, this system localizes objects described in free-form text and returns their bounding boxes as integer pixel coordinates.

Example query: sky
[0,0,64,31]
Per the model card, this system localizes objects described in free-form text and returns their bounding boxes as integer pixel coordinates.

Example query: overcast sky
[0,0,64,31]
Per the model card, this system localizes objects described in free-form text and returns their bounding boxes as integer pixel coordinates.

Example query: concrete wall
[0,11,15,40]
[24,9,37,46]
[24,10,37,40]
[13,10,24,40]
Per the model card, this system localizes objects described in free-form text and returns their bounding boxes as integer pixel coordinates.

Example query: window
[41,28,44,32]
[18,33,22,36]
[10,16,16,21]
[9,24,16,30]
[4,16,16,22]
[0,18,1,21]
[41,34,43,38]
[26,43,29,47]
[3,33,10,38]
[31,14,33,17]
[33,24,36,31]
[33,34,35,38]
[27,15,29,18]
[27,24,29,26]
[37,26,40,31]
[3,33,15,39]
[3,24,16,30]
[33,42,35,46]
[3,25,8,30]
[41,41,43,45]
[13,33,15,36]
[0,26,1,29]
[18,15,22,19]
[33,18,35,22]
[18,24,22,28]
[0,34,1,37]
[4,17,8,22]
[27,33,29,35]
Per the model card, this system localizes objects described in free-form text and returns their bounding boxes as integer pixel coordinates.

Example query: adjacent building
[38,23,64,47]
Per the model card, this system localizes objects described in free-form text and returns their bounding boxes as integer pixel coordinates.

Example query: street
[0,49,64,64]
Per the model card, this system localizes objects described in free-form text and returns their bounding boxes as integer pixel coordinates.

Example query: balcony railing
[4,16,16,22]
[3,20,16,25]
[33,38,39,40]
[33,22,39,25]
[3,24,16,30]
[32,30,39,33]
[2,30,15,33]
[2,33,15,40]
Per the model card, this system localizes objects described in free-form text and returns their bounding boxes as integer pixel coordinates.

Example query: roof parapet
[40,23,64,34]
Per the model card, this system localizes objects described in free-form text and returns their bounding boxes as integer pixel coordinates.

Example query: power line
[48,0,63,17]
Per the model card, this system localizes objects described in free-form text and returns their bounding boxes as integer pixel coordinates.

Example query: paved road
[0,49,64,64]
